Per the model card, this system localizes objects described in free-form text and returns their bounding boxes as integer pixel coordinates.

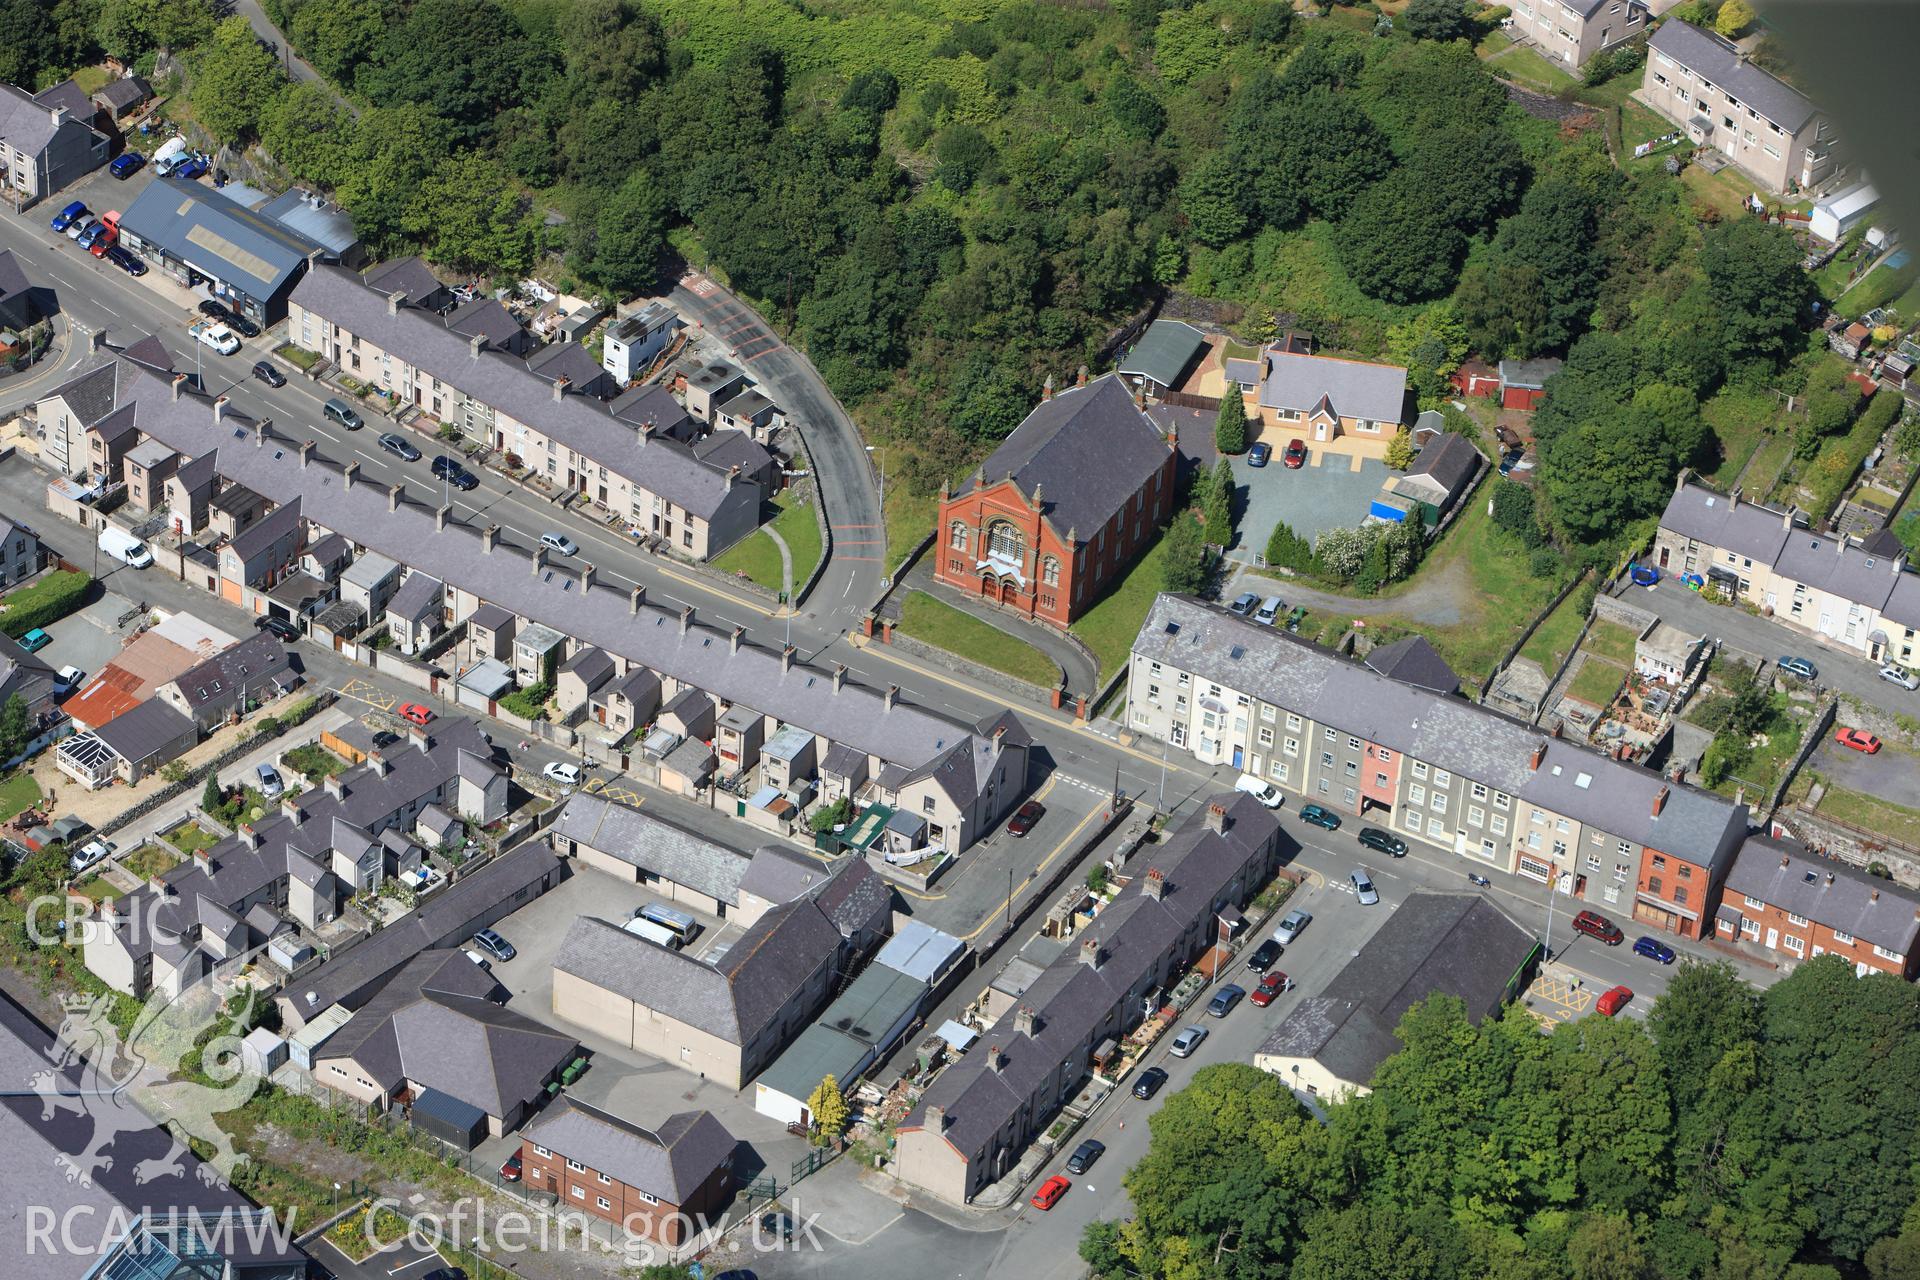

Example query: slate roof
[1117,320,1209,389]
[1362,635,1460,697]
[1723,834,1920,956]
[0,82,81,155]
[363,257,446,305]
[811,856,890,940]
[1498,357,1564,389]
[951,373,1171,546]
[608,384,693,435]
[445,298,524,348]
[1134,594,1747,861]
[1258,351,1407,422]
[45,361,123,425]
[1405,431,1481,499]
[96,75,152,114]
[120,178,329,296]
[694,429,774,476]
[342,549,401,591]
[1650,20,1818,133]
[525,340,606,393]
[1658,481,1794,565]
[80,346,1021,778]
[0,248,30,310]
[737,845,829,904]
[1256,893,1536,1090]
[904,794,1279,1157]
[1773,529,1904,619]
[385,571,443,624]
[229,495,302,565]
[167,632,293,716]
[559,645,614,688]
[93,697,193,764]
[521,1097,735,1204]
[316,949,575,1120]
[469,602,513,632]
[548,792,751,904]
[289,266,753,521]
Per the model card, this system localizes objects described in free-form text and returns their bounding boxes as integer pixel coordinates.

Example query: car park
[106,245,147,276]
[323,398,364,430]
[1249,972,1294,1006]
[1283,438,1308,468]
[255,764,284,799]
[255,615,301,641]
[1632,935,1675,964]
[66,217,94,242]
[1880,666,1920,691]
[19,628,51,653]
[1030,1175,1071,1211]
[252,360,287,388]
[540,532,580,557]
[379,432,422,461]
[1254,596,1283,626]
[1297,803,1340,831]
[77,221,109,250]
[88,223,118,256]
[1836,727,1882,754]
[1350,869,1379,906]
[1169,1025,1208,1057]
[1007,800,1044,836]
[1596,985,1634,1017]
[1572,909,1624,945]
[1065,1139,1105,1173]
[109,152,145,178]
[1245,939,1283,973]
[543,761,583,788]
[1357,826,1407,857]
[1208,984,1246,1017]
[1132,1066,1169,1099]
[1776,655,1818,681]
[1227,591,1260,617]
[1274,909,1312,944]
[399,703,433,726]
[472,928,516,962]
[1248,441,1272,467]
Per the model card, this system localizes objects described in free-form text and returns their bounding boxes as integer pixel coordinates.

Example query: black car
[1132,1066,1169,1100]
[197,299,235,324]
[1357,827,1408,857]
[1245,938,1283,974]
[378,432,422,461]
[1065,1139,1106,1174]
[251,360,286,388]
[255,615,301,641]
[431,454,479,489]
[106,244,146,276]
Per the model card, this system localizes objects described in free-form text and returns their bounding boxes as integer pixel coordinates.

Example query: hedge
[0,571,91,638]
[1804,390,1903,522]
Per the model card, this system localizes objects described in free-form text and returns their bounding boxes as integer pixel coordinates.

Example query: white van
[1235,773,1284,808]
[98,526,153,568]
[622,916,683,949]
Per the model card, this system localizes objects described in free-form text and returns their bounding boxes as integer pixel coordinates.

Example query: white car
[54,665,85,694]
[542,761,583,788]
[1880,666,1919,691]
[190,321,240,355]
[1350,869,1379,906]
[69,839,115,873]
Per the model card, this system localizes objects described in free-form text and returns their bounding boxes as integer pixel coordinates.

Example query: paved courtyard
[1228,448,1389,559]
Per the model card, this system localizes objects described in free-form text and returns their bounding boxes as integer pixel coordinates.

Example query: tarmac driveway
[1230,449,1389,558]
[1814,733,1920,803]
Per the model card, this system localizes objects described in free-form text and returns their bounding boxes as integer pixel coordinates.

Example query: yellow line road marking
[961,788,1102,941]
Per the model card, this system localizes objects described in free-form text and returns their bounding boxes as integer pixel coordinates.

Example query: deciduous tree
[191,16,286,143]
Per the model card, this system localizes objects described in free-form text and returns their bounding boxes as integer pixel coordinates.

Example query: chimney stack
[1076,365,1088,388]
[410,724,430,753]
[237,824,261,851]
[1142,868,1165,901]
[343,461,360,490]
[552,376,569,403]
[987,1044,1004,1074]
[49,106,66,127]
[530,547,545,577]
[781,644,796,674]
[194,849,218,874]
[726,464,741,491]
[1781,854,1791,869]
[299,440,316,468]
[1652,785,1669,817]
[730,625,745,655]
[679,605,694,635]
[883,685,899,710]
[629,584,645,615]
[281,797,303,826]
[469,333,486,358]
[1531,743,1546,771]
[1826,872,1836,886]
[368,751,391,778]
[1079,936,1101,970]
[1013,1005,1037,1036]
[324,774,345,800]
[171,373,188,401]
[925,1103,946,1133]
[1042,373,1054,402]
[214,396,229,424]
[387,290,405,317]
[1871,888,1881,902]
[482,525,499,553]
[833,663,847,692]
[1551,721,1563,739]
[580,563,595,593]
[1204,802,1227,834]
[388,482,403,512]
[435,505,450,531]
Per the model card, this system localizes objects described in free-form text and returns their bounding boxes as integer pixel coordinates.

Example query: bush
[499,682,552,720]
[0,571,90,638]
[1529,546,1561,580]
[1264,521,1316,573]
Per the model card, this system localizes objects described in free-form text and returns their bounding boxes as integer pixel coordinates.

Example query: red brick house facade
[520,1098,737,1248]
[1714,835,1920,978]
[933,373,1177,629]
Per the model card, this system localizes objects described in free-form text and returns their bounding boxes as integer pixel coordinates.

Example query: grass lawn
[73,876,121,902]
[1807,776,1920,850]
[164,818,219,856]
[1891,274,1920,320]
[896,593,1058,688]
[1486,43,1581,92]
[713,491,826,597]
[1476,29,1513,55]
[1072,535,1171,682]
[0,772,41,821]
[1567,657,1627,707]
[1357,495,1565,694]
[1700,385,1786,486]
[1747,431,1799,504]
[1518,590,1589,676]
[870,442,934,571]
[72,66,111,93]
[777,492,826,588]
[275,343,320,371]
[1324,4,1378,32]
[1582,620,1640,667]
[1838,257,1920,312]
[120,844,181,879]
[282,743,346,780]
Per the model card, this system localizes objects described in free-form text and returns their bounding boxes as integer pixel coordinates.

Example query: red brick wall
[520,1138,734,1247]
[1635,849,1708,938]
[1716,900,1917,978]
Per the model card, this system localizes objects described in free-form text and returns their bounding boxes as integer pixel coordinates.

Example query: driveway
[1230,449,1388,558]
[1813,733,1920,802]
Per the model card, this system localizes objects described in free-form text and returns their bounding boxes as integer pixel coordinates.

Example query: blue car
[1632,935,1676,965]
[173,155,209,181]
[108,152,145,179]
[49,200,86,232]
[1247,441,1272,468]
[76,222,107,250]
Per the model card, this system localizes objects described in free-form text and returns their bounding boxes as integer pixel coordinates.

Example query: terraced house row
[48,336,1033,858]
[1127,594,1748,940]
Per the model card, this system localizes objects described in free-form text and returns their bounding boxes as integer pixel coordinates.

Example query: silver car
[540,532,580,557]
[1274,909,1313,944]
[1880,666,1919,691]
[1169,1025,1209,1057]
[1350,869,1379,906]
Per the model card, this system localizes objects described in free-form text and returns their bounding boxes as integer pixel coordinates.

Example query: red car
[1007,801,1044,837]
[1571,909,1624,945]
[1836,727,1882,754]
[1248,971,1294,1007]
[1282,439,1308,469]
[88,225,117,257]
[1596,985,1634,1017]
[1030,1174,1071,1211]
[499,1150,522,1181]
[398,703,434,726]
